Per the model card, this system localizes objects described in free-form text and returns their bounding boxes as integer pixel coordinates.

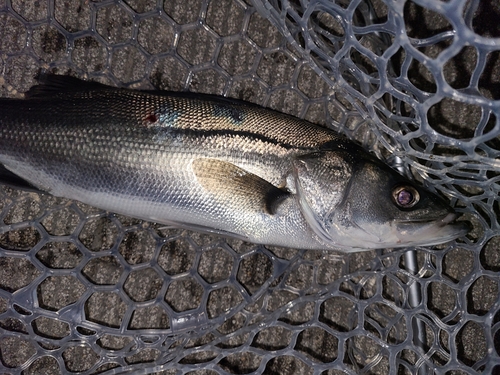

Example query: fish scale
[0,75,469,251]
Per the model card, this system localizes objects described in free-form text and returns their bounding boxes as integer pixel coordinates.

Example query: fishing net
[0,0,498,373]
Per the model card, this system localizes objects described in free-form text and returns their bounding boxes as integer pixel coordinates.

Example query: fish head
[292,150,469,250]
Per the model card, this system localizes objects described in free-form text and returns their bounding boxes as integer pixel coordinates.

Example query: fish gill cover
[0,0,498,374]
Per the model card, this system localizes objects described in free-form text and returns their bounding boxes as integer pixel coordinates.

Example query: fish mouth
[437,212,465,227]
[399,212,465,227]
[396,212,470,247]
[432,212,471,238]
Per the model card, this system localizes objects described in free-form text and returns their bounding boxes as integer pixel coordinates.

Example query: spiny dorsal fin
[25,74,115,99]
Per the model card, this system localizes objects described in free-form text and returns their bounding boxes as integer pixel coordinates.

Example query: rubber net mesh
[0,0,498,374]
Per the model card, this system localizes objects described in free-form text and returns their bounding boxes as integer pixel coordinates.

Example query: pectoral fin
[192,158,288,215]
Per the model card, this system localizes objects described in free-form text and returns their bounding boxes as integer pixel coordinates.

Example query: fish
[0,75,469,251]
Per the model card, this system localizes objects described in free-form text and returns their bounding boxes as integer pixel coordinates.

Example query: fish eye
[392,185,420,208]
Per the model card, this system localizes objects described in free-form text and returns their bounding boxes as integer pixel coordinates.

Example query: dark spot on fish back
[214,104,244,125]
[229,107,243,122]
[145,114,158,123]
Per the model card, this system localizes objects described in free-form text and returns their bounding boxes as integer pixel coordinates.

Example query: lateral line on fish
[163,127,346,152]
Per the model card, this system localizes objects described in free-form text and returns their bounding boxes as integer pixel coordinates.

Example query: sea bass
[0,75,468,251]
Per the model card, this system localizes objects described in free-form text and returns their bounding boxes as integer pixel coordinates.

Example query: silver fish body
[0,76,468,251]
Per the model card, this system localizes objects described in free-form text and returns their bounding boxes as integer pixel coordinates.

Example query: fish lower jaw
[394,217,470,248]
[440,212,458,225]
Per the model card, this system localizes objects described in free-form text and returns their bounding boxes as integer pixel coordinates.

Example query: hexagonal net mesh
[0,0,498,374]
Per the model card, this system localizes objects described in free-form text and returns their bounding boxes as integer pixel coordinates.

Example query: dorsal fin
[27,75,267,111]
[25,74,115,99]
